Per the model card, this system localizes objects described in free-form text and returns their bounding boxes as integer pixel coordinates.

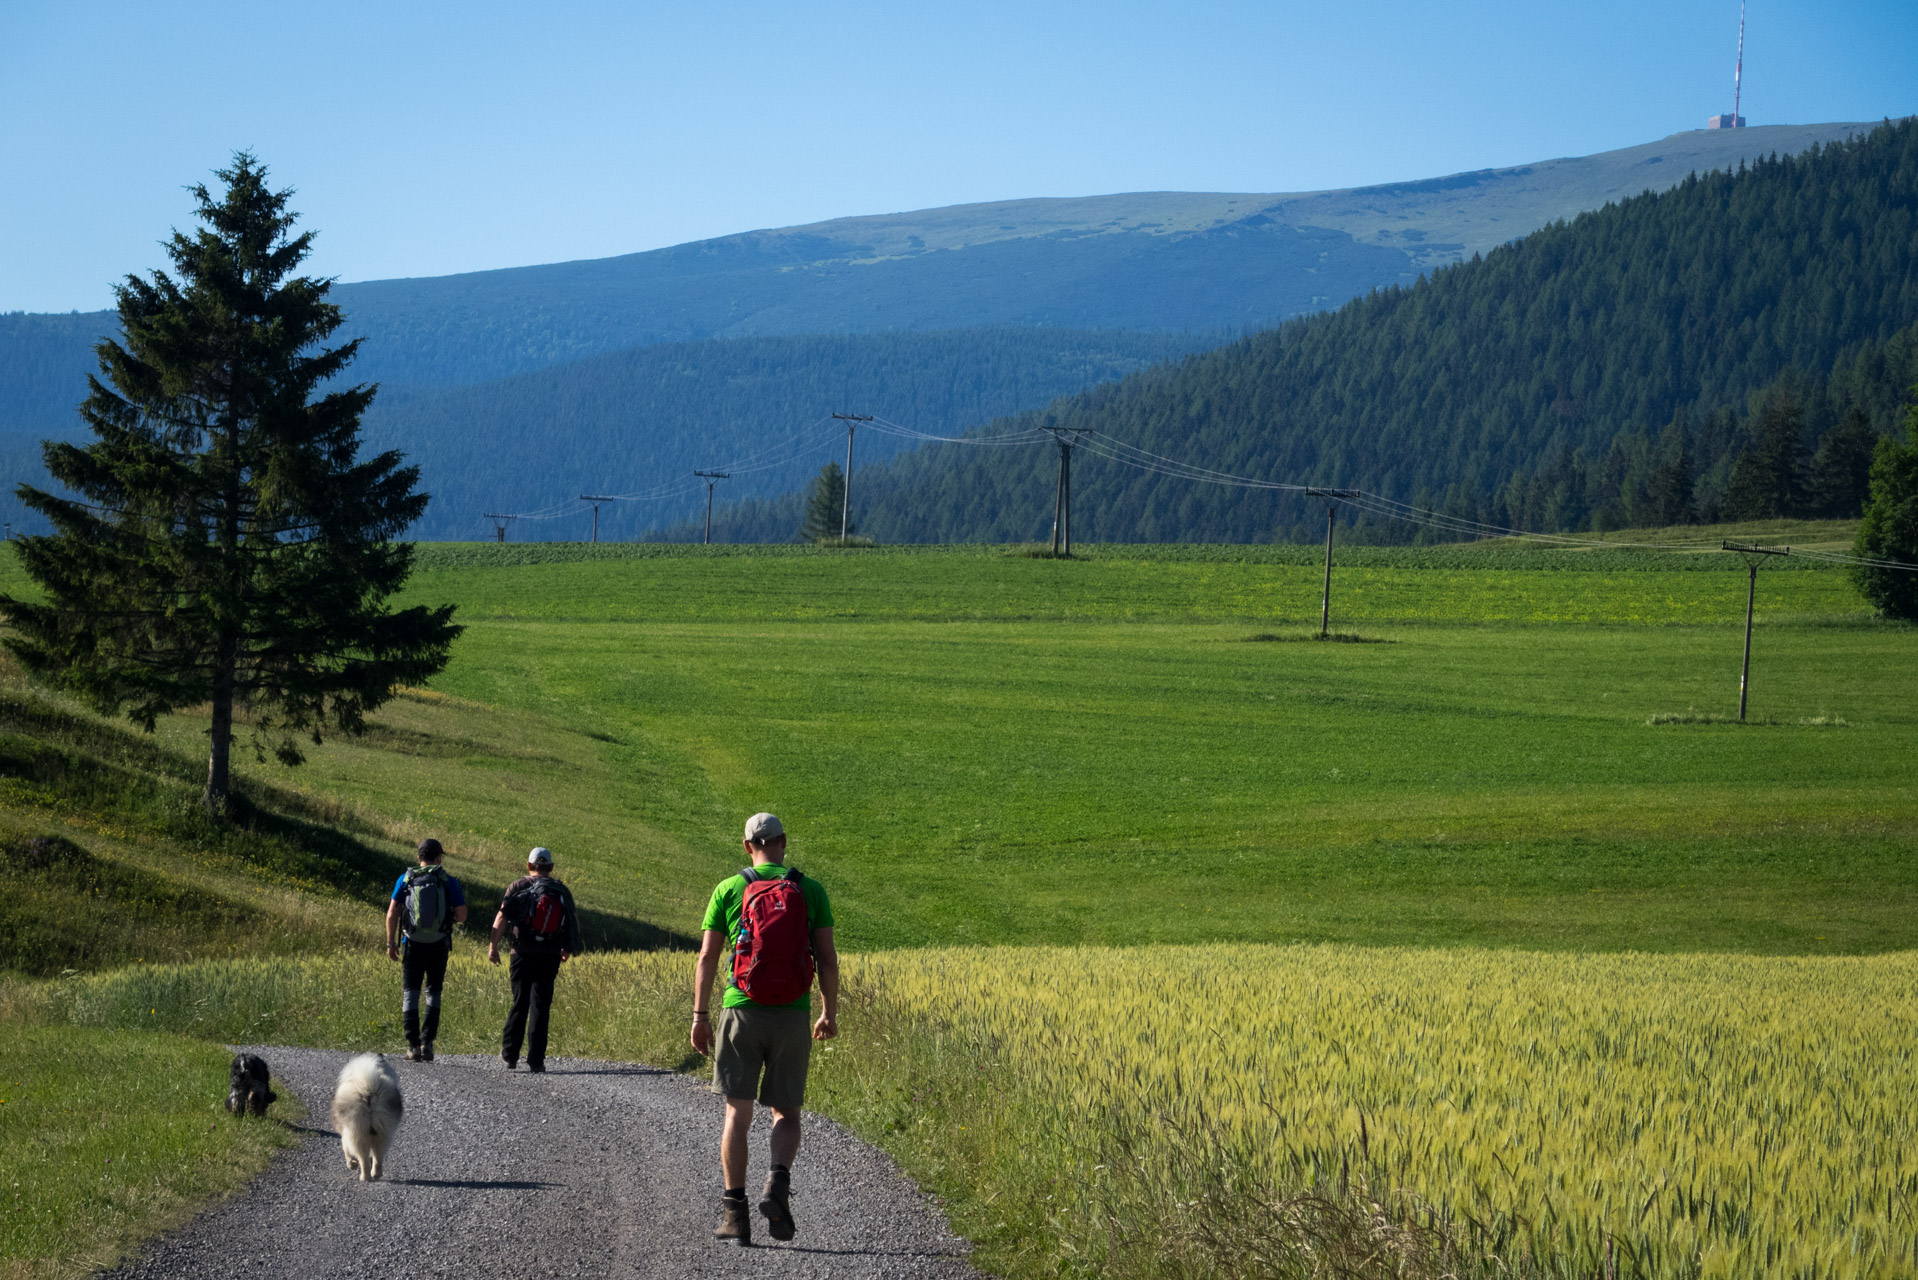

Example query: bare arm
[812,927,839,1039]
[385,899,402,958]
[453,903,469,925]
[690,929,725,1053]
[487,909,508,965]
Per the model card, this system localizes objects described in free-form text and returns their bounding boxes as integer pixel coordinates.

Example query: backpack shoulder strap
[739,867,759,883]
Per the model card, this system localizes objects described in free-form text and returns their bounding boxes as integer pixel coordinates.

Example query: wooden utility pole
[1306,489,1360,637]
[692,471,730,544]
[1047,429,1090,556]
[1724,541,1789,720]
[581,494,617,544]
[832,414,871,541]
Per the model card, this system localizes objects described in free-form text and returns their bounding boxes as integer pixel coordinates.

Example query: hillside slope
[709,121,1918,544]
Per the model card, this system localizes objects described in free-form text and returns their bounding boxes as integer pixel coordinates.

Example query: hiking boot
[404,1045,424,1062]
[420,1042,435,1062]
[758,1168,796,1241]
[526,1061,546,1074]
[714,1192,752,1246]
[500,1053,517,1070]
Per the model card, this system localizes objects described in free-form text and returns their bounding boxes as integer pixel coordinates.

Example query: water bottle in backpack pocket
[731,867,814,1005]
[402,866,450,943]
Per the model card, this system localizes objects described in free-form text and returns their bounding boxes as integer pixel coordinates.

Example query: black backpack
[401,866,451,942]
[513,879,567,951]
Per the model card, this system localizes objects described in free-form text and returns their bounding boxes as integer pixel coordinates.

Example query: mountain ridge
[2,122,1875,399]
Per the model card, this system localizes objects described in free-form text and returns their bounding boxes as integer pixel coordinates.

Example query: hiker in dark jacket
[489,846,582,1073]
[386,838,468,1062]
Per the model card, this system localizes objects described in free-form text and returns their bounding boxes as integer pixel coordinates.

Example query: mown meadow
[2,531,1914,1278]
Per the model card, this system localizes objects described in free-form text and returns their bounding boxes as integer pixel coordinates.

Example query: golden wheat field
[860,944,1918,1279]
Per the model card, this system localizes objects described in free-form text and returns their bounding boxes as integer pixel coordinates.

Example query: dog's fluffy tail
[331,1053,403,1121]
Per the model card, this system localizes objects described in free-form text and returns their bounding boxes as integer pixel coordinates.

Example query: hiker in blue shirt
[385,838,468,1062]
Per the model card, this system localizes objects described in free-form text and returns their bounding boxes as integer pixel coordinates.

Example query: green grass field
[147,537,1907,957]
[5,531,1908,956]
[3,533,1914,1279]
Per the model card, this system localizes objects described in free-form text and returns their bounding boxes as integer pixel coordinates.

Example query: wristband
[693,1011,711,1019]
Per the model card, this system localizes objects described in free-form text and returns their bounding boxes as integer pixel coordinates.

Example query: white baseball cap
[527,846,553,866]
[743,813,785,844]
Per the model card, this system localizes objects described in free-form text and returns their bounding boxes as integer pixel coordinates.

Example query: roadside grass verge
[0,1025,297,1280]
[8,944,1915,1280]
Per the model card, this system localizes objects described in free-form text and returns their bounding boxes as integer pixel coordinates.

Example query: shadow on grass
[1245,632,1395,644]
[0,680,693,966]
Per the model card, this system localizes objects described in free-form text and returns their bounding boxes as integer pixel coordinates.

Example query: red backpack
[731,867,814,1005]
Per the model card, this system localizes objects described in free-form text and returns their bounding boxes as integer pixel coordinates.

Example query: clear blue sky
[3,0,1912,313]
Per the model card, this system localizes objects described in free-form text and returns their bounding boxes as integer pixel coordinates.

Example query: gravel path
[101,1046,981,1279]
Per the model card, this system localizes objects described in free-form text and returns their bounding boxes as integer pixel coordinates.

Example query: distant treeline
[699,120,1918,545]
[363,328,1213,541]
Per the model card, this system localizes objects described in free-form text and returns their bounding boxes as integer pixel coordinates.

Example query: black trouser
[502,950,563,1066]
[401,937,450,1047]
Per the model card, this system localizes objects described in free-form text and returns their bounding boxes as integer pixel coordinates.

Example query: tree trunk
[204,629,237,817]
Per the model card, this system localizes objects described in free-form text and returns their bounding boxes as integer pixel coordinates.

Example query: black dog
[225,1053,276,1117]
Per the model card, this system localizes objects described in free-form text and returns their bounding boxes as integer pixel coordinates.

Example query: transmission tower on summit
[1707,0,1748,129]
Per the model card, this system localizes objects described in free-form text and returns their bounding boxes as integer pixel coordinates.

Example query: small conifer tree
[802,462,849,542]
[1851,408,1918,621]
[2,154,460,815]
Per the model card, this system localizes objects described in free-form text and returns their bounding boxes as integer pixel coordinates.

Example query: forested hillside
[709,121,1918,544]
[331,330,1210,540]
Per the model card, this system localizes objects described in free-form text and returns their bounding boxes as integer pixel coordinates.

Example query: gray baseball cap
[743,813,785,844]
[527,846,553,866]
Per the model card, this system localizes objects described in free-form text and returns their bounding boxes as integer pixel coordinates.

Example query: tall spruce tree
[1720,389,1811,520]
[802,462,849,542]
[1806,406,1881,517]
[1,154,459,815]
[1644,413,1696,526]
[1851,412,1918,621]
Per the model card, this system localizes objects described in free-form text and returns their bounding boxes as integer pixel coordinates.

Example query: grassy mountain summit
[298,121,1885,386]
[1,122,1870,402]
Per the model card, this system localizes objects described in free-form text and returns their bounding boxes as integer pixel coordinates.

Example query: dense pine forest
[709,120,1918,544]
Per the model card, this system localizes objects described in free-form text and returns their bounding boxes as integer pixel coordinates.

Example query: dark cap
[416,838,445,860]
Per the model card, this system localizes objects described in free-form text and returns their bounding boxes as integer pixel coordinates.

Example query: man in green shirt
[691,812,838,1247]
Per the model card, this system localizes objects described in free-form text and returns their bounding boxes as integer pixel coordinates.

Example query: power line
[1725,541,1790,721]
[1047,429,1092,556]
[1305,488,1361,638]
[692,471,731,544]
[475,402,1918,576]
[580,495,618,544]
[832,413,873,541]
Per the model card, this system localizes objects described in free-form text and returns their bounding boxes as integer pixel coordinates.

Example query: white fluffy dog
[330,1053,403,1181]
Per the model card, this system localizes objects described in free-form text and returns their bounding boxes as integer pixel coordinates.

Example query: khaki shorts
[712,1004,812,1111]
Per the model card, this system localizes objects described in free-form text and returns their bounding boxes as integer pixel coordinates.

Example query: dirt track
[100,1045,980,1279]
